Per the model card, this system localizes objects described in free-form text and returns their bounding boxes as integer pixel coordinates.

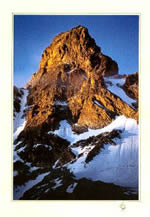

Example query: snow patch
[17,146,26,153]
[93,99,105,109]
[13,150,24,163]
[33,144,52,151]
[54,101,68,106]
[52,160,60,169]
[52,178,63,190]
[13,120,26,141]
[66,68,77,74]
[45,188,50,193]
[14,171,18,177]
[48,120,76,143]
[66,182,77,193]
[29,166,40,172]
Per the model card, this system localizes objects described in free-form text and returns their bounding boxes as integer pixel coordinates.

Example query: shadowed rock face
[23,26,137,136]
[122,72,138,99]
[119,72,138,111]
[14,86,24,117]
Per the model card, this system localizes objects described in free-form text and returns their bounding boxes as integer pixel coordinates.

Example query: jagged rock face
[122,72,138,109]
[26,25,118,89]
[122,72,138,100]
[23,26,137,137]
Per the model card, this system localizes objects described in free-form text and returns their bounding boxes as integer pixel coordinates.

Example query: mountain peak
[22,26,138,138]
[14,25,139,200]
[54,25,89,40]
[25,26,118,89]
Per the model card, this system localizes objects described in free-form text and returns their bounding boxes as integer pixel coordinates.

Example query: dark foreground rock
[19,167,138,200]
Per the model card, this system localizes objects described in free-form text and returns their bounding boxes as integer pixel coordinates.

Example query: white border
[0,0,150,216]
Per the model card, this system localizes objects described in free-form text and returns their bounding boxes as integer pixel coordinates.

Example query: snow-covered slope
[67,116,138,189]
[104,76,136,108]
[13,89,28,163]
[47,115,138,189]
[13,81,139,199]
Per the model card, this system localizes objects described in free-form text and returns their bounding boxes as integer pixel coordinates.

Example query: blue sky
[14,15,139,87]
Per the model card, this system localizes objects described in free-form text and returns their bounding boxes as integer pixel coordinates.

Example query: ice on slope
[104,76,136,108]
[67,116,138,188]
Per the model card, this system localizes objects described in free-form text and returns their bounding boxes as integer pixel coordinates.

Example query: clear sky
[14,15,139,87]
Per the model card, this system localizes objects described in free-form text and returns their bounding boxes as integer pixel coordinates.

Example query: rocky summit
[13,26,139,200]
[24,26,137,135]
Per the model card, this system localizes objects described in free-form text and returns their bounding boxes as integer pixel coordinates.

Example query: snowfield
[48,116,137,145]
[104,76,136,108]
[48,115,138,189]
[67,116,138,189]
